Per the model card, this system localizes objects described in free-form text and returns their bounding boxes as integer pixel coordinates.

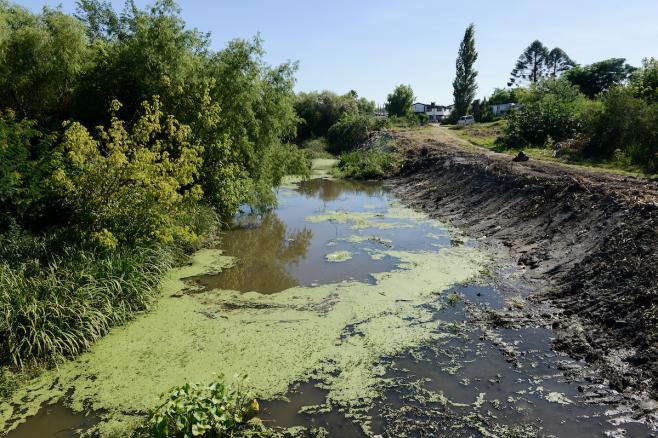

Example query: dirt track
[387,126,658,422]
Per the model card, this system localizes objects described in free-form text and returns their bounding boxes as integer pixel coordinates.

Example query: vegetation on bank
[334,149,401,180]
[0,0,310,410]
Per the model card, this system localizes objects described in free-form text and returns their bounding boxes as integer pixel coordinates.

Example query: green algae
[305,210,414,230]
[1,243,487,436]
[325,250,353,262]
[337,235,393,247]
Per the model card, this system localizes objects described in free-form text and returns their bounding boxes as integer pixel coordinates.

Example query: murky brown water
[8,173,654,437]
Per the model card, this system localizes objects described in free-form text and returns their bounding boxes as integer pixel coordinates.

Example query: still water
[6,169,652,437]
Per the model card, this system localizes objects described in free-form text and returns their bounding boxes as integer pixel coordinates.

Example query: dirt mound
[387,132,658,405]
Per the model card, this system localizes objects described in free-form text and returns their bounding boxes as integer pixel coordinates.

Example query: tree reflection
[295,178,385,202]
[190,213,313,294]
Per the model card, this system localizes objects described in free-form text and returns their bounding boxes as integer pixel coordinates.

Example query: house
[491,102,521,117]
[412,102,453,122]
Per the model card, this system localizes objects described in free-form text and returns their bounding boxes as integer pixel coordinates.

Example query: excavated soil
[387,128,658,420]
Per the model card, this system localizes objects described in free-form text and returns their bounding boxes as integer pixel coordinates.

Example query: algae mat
[1,242,486,435]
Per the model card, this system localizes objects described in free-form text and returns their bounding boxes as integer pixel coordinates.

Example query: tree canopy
[509,41,575,86]
[385,84,414,117]
[565,58,636,98]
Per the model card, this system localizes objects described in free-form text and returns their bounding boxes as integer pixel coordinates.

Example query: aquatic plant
[135,375,269,438]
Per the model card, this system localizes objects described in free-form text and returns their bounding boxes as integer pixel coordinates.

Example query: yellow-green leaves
[51,97,204,250]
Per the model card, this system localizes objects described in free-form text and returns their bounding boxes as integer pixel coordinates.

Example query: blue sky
[17,0,658,105]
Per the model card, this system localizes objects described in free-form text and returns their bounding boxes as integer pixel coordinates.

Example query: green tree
[452,23,478,118]
[565,58,635,98]
[0,4,90,122]
[629,57,658,102]
[294,90,358,140]
[385,84,414,117]
[546,47,576,77]
[508,40,549,86]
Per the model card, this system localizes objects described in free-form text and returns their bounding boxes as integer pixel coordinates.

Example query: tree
[546,47,575,77]
[452,24,478,118]
[565,58,636,97]
[294,91,358,140]
[385,84,414,117]
[471,98,492,122]
[508,40,549,86]
[629,57,658,102]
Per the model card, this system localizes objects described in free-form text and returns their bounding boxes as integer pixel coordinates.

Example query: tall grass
[0,234,173,368]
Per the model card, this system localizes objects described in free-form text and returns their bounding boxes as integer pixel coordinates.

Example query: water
[8,171,653,437]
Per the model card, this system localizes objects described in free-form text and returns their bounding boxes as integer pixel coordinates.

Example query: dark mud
[387,129,658,428]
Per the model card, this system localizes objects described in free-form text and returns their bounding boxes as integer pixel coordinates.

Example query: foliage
[452,24,478,118]
[581,86,657,166]
[629,57,658,102]
[503,78,588,147]
[0,231,173,367]
[385,84,414,117]
[335,149,400,179]
[0,1,309,223]
[565,58,635,98]
[294,90,358,140]
[300,137,333,159]
[471,98,493,122]
[488,87,530,105]
[326,113,380,154]
[135,375,268,438]
[0,4,90,122]
[49,98,203,250]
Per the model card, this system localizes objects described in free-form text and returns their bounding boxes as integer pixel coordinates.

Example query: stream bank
[388,128,658,429]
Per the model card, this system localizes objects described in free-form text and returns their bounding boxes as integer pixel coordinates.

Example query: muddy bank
[387,130,658,421]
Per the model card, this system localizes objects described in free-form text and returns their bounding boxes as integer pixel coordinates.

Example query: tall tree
[508,40,549,86]
[452,23,478,118]
[384,84,414,117]
[546,47,576,77]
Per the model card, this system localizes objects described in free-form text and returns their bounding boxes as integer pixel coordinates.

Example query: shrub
[326,114,376,154]
[48,98,204,250]
[503,78,587,147]
[135,375,268,438]
[581,86,658,166]
[336,150,400,179]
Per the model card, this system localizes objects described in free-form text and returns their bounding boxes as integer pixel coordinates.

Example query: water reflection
[295,178,385,202]
[189,214,313,294]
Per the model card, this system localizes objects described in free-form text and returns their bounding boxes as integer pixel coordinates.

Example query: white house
[412,102,453,122]
[491,103,521,117]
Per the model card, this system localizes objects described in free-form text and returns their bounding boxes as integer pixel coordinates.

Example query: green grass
[300,137,334,159]
[334,149,401,179]
[0,233,174,369]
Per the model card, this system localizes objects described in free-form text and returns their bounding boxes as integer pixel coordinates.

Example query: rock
[512,151,529,162]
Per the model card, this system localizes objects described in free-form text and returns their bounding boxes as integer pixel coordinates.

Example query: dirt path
[386,126,658,426]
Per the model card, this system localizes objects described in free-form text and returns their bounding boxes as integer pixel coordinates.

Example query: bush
[336,150,400,179]
[582,86,658,167]
[135,375,268,438]
[503,78,587,147]
[326,114,376,154]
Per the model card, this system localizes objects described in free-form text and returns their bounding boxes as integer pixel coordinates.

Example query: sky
[17,0,658,105]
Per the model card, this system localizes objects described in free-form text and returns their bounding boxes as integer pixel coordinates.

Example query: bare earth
[387,125,658,426]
